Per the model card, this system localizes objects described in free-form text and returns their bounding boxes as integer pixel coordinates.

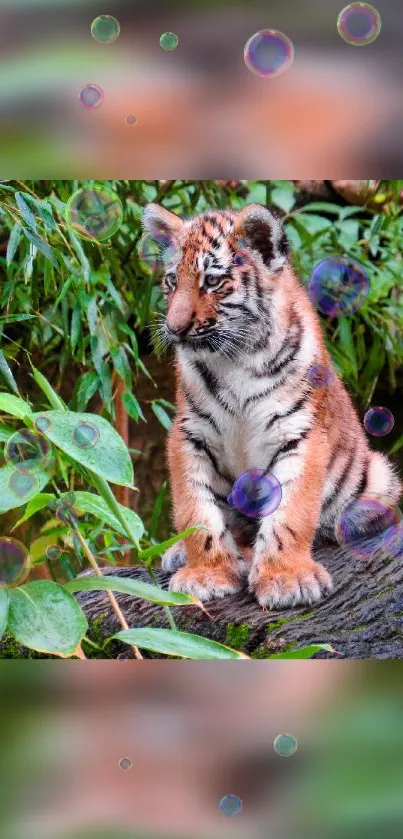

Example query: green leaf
[111,346,132,389]
[271,182,296,213]
[31,410,134,487]
[22,227,58,267]
[151,401,172,431]
[90,336,112,407]
[13,493,56,528]
[0,463,51,513]
[148,480,168,539]
[299,202,344,214]
[138,527,205,560]
[337,318,358,377]
[389,434,403,456]
[113,627,249,659]
[122,390,146,422]
[62,491,144,540]
[268,644,336,659]
[0,393,32,420]
[6,222,22,266]
[0,588,9,641]
[66,574,198,607]
[74,371,100,412]
[0,349,19,395]
[24,194,57,233]
[70,305,81,353]
[0,422,15,442]
[44,260,55,295]
[8,581,88,657]
[15,191,38,231]
[30,365,67,410]
[0,314,36,325]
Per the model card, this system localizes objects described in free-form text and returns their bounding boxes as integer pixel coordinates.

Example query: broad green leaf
[268,644,336,659]
[0,463,51,513]
[338,318,358,377]
[111,346,132,389]
[61,490,144,540]
[6,222,22,266]
[8,581,88,657]
[23,194,56,233]
[13,493,56,528]
[0,589,9,641]
[15,191,38,231]
[299,202,344,215]
[30,365,67,410]
[90,336,112,406]
[31,410,134,486]
[271,182,296,213]
[66,574,198,607]
[151,401,172,431]
[138,526,205,560]
[22,227,58,267]
[0,393,32,420]
[0,349,19,395]
[0,422,15,442]
[74,371,100,412]
[113,627,250,659]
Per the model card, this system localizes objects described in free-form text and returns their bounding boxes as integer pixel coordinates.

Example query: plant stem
[72,523,143,660]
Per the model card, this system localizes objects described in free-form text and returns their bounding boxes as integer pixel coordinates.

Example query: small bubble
[78,84,104,110]
[273,733,298,757]
[5,429,51,473]
[307,257,370,317]
[139,232,181,272]
[46,545,63,561]
[9,471,37,498]
[66,186,123,241]
[117,653,129,661]
[119,757,133,770]
[244,29,294,78]
[337,3,381,46]
[91,15,120,44]
[72,421,100,448]
[56,505,78,527]
[125,114,138,126]
[219,794,242,816]
[227,469,282,519]
[307,363,335,388]
[382,524,403,559]
[34,415,52,434]
[363,406,394,437]
[159,32,179,51]
[0,537,30,588]
[62,491,77,509]
[336,495,401,560]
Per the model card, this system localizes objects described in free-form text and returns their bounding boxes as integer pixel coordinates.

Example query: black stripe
[182,387,220,434]
[193,360,237,414]
[265,393,310,431]
[323,449,356,510]
[273,530,284,552]
[264,428,311,473]
[353,459,368,499]
[181,427,233,483]
[204,535,213,551]
[244,386,274,409]
[284,524,297,540]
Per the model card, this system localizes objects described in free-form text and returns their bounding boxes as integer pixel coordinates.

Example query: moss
[0,633,47,659]
[250,641,297,659]
[88,613,107,646]
[376,585,394,599]
[225,622,251,650]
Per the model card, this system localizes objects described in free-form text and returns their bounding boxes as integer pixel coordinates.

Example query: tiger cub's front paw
[161,541,187,573]
[248,554,333,609]
[169,559,242,602]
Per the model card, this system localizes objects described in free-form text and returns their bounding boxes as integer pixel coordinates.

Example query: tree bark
[76,541,403,660]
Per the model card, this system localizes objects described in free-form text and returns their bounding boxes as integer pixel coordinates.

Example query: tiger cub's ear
[235,204,288,272]
[142,203,184,247]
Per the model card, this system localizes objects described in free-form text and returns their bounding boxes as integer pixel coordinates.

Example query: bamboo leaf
[66,574,198,607]
[113,627,250,659]
[8,581,88,657]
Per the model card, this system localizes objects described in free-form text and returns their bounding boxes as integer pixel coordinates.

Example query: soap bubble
[219,794,243,816]
[139,233,181,272]
[0,537,30,588]
[46,545,63,561]
[34,415,52,434]
[274,733,298,757]
[307,257,370,317]
[159,32,179,51]
[73,421,100,449]
[307,363,335,388]
[91,15,120,44]
[9,471,37,498]
[381,524,403,560]
[119,757,133,770]
[244,30,295,78]
[78,84,104,110]
[125,114,138,126]
[66,186,123,241]
[5,429,51,473]
[336,495,401,560]
[363,406,394,437]
[56,504,78,527]
[337,3,381,46]
[227,469,282,519]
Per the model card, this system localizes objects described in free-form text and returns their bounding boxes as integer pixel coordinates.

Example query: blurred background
[1,661,403,839]
[1,0,403,176]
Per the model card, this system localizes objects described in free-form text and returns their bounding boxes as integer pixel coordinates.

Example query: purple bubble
[382,524,403,559]
[227,469,282,519]
[219,794,242,816]
[78,84,104,110]
[337,3,381,46]
[363,406,394,438]
[307,363,335,388]
[336,495,401,560]
[244,29,295,79]
[307,257,369,317]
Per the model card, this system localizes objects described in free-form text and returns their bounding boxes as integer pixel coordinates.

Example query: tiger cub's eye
[204,275,225,289]
[165,273,177,290]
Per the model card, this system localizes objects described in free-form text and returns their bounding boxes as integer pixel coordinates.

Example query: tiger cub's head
[142,202,289,357]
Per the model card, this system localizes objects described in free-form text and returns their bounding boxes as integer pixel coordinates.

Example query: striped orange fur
[142,202,402,608]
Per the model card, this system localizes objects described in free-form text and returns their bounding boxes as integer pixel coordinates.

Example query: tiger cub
[142,202,401,608]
